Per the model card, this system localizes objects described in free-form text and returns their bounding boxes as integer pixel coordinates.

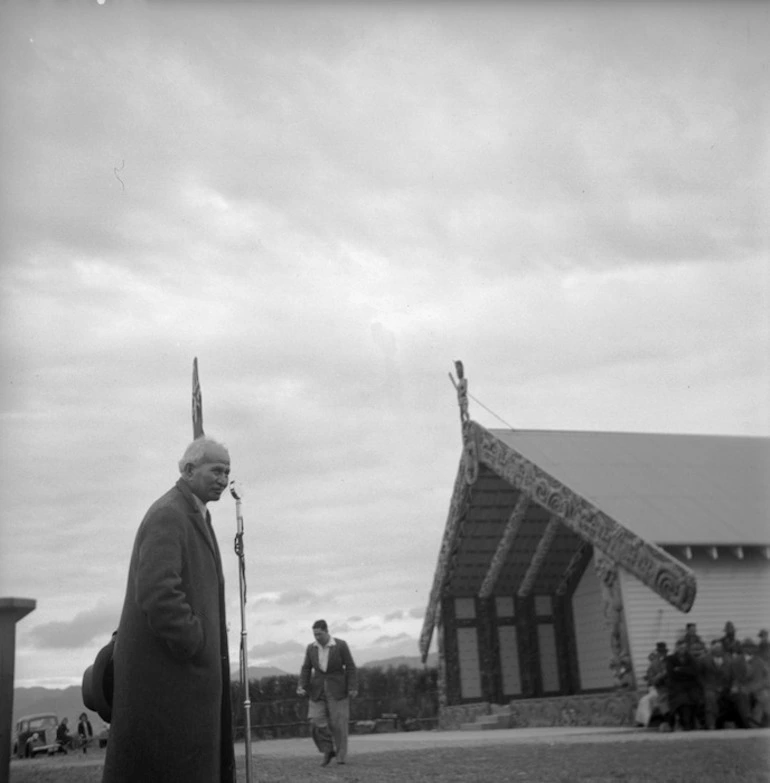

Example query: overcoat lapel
[175,479,220,568]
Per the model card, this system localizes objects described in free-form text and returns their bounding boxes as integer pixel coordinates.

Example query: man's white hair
[178,436,229,473]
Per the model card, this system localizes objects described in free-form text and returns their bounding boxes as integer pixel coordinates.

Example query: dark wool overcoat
[665,651,700,711]
[102,479,235,783]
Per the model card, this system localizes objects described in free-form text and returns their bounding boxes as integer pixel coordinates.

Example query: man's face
[186,459,230,503]
[313,627,331,646]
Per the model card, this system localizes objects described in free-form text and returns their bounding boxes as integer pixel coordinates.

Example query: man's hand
[296,687,307,696]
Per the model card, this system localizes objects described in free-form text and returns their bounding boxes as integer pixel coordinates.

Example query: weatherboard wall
[619,550,770,687]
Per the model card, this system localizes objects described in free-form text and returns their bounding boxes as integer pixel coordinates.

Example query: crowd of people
[635,622,770,731]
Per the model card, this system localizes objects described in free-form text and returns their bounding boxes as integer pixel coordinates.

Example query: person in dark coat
[297,619,358,766]
[56,718,73,753]
[731,638,770,728]
[664,637,700,730]
[77,713,93,754]
[697,641,733,729]
[721,622,740,656]
[684,623,704,655]
[102,437,236,783]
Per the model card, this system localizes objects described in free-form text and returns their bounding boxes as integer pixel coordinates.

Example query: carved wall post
[441,597,461,705]
[553,594,580,695]
[477,597,500,704]
[436,617,447,715]
[594,553,634,689]
[515,594,539,697]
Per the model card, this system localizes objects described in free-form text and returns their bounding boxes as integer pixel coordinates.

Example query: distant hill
[232,665,290,682]
[13,667,290,728]
[359,653,438,670]
[12,685,103,731]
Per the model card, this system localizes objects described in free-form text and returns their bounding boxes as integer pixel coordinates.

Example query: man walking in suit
[297,619,357,766]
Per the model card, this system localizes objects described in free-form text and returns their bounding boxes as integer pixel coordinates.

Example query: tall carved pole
[449,361,479,486]
[192,357,204,439]
[594,552,634,689]
[191,360,253,782]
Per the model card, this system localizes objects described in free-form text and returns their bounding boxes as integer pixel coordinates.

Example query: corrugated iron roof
[489,430,770,546]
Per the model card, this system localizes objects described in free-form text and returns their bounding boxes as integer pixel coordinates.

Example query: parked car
[12,713,59,758]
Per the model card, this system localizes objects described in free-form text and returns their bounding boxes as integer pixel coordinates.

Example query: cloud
[250,590,335,608]
[248,639,305,659]
[371,632,412,647]
[277,590,334,607]
[24,602,120,650]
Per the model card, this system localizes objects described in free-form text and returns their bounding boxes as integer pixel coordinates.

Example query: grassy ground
[9,735,770,783]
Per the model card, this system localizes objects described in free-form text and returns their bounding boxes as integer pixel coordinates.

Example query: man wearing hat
[664,637,700,731]
[102,437,236,783]
[730,638,770,728]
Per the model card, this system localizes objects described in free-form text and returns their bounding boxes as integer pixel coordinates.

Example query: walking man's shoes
[321,750,336,767]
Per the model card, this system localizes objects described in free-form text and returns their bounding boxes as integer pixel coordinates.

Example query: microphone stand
[230,481,253,783]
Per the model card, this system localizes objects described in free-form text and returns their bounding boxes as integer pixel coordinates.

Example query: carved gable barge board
[420,453,474,659]
[469,421,697,613]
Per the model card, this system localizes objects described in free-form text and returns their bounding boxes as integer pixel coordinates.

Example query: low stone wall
[439,701,493,730]
[440,690,641,730]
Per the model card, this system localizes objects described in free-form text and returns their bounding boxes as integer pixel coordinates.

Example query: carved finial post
[448,360,470,437]
[192,357,204,439]
[448,361,478,485]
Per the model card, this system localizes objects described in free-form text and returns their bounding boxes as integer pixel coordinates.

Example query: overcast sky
[1,1,767,689]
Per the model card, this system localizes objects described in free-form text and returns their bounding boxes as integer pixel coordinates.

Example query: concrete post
[0,597,36,783]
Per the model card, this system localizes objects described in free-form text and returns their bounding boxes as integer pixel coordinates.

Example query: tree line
[230,665,439,739]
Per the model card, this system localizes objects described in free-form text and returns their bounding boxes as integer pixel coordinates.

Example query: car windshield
[29,717,57,731]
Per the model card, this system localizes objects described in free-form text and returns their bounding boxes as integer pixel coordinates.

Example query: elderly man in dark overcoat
[102,437,236,783]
